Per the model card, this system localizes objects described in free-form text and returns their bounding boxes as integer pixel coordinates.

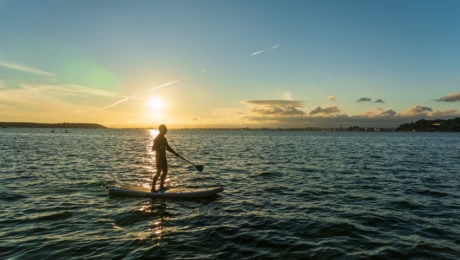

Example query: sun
[149,97,166,111]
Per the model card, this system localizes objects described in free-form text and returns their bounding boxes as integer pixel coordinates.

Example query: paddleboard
[108,186,224,199]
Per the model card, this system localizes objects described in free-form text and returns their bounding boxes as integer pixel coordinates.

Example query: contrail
[94,76,186,113]
[250,44,281,56]
[146,76,186,93]
[0,61,56,77]
[95,42,279,114]
[251,50,265,56]
[94,94,140,113]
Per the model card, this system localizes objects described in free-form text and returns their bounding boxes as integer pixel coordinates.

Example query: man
[151,124,179,193]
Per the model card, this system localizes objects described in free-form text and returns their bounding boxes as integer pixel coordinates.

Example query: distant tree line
[397,118,460,132]
[0,122,106,129]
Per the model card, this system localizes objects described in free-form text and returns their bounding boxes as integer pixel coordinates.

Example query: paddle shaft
[175,154,204,171]
[176,154,193,165]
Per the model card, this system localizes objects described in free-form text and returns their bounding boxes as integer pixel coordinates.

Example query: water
[1,128,459,259]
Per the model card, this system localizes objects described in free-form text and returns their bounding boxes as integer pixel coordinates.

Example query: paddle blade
[195,165,204,172]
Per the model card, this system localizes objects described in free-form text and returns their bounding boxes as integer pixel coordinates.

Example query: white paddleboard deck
[108,186,224,199]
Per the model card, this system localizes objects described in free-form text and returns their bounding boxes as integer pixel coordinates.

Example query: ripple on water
[1,129,459,258]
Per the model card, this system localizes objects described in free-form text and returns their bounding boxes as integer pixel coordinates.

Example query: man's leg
[159,167,168,192]
[151,169,161,192]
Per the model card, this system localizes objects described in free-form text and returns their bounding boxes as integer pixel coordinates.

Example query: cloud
[250,44,281,56]
[327,96,336,101]
[359,108,397,117]
[0,82,117,122]
[436,92,460,102]
[309,106,340,115]
[244,100,305,116]
[281,91,293,100]
[357,97,372,102]
[253,106,304,116]
[380,109,397,117]
[401,105,433,116]
[357,97,385,103]
[244,100,304,107]
[0,82,114,98]
[400,105,459,118]
[240,97,460,128]
[428,109,459,117]
[0,61,56,77]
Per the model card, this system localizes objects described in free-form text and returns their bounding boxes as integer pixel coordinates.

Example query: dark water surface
[1,129,459,259]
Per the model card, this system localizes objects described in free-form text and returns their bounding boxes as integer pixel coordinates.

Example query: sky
[0,0,459,128]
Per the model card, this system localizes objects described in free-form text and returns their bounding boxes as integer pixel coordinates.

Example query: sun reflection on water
[149,129,159,138]
[134,200,169,245]
[146,129,158,155]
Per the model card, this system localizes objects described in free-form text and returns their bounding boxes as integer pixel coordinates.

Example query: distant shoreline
[1,117,459,131]
[0,122,106,129]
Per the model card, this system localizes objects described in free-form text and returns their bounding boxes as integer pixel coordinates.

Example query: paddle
[175,154,204,172]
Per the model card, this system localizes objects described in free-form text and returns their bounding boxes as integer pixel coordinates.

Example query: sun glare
[149,97,165,111]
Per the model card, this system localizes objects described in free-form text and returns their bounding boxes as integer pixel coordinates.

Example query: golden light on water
[149,129,159,137]
[147,129,159,157]
[130,201,168,244]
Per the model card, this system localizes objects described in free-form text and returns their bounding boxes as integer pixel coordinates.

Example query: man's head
[158,124,167,134]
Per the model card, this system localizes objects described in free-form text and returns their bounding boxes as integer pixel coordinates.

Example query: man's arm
[166,142,179,157]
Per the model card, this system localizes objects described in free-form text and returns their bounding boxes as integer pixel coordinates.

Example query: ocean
[1,128,459,259]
